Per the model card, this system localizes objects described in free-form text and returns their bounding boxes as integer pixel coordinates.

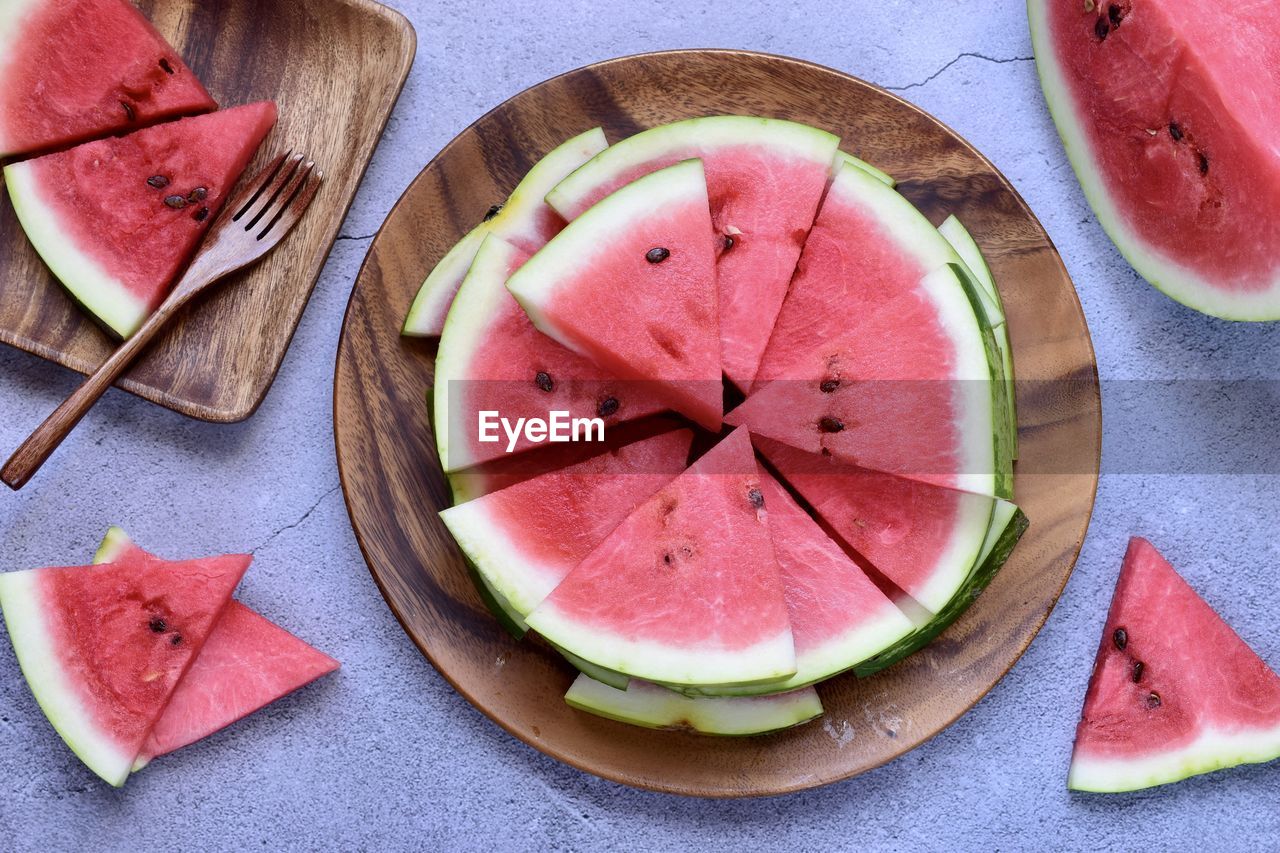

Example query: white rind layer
[1069,725,1280,793]
[0,570,135,787]
[832,149,896,188]
[938,215,1002,324]
[911,489,995,614]
[1028,0,1280,320]
[4,162,148,338]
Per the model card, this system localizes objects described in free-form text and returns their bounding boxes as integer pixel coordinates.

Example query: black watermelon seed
[1198,152,1210,175]
[662,552,673,565]
[1095,16,1110,40]
[645,247,671,264]
[1168,122,1183,142]
[170,634,183,646]
[1113,627,1128,650]
[819,416,845,433]
[188,187,208,203]
[748,487,764,509]
[1132,660,1145,683]
[146,175,170,189]
[483,203,502,221]
[1108,4,1123,27]
[159,58,175,75]
[534,371,554,392]
[193,207,209,222]
[1147,692,1161,708]
[597,397,620,417]
[121,100,136,121]
[820,379,840,394]
[723,234,735,251]
[149,617,167,633]
[164,195,188,209]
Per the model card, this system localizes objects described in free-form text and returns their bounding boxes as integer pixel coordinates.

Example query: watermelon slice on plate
[403,128,608,336]
[525,428,795,688]
[0,547,249,785]
[545,116,840,388]
[833,149,896,188]
[4,101,277,338]
[1029,0,1280,319]
[1069,538,1280,793]
[0,0,216,158]
[92,528,338,771]
[507,159,723,430]
[565,674,823,736]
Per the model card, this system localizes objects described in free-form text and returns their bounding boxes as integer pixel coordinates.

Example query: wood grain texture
[333,50,1102,798]
[0,0,415,422]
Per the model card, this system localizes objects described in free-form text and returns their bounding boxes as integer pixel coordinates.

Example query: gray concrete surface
[3,0,1280,848]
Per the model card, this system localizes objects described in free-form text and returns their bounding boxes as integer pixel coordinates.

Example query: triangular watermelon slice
[1069,538,1280,793]
[506,159,723,431]
[545,116,840,388]
[0,0,217,158]
[0,547,249,785]
[91,529,338,771]
[525,428,795,688]
[4,101,277,338]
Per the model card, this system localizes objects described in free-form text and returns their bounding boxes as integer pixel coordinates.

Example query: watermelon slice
[0,548,249,785]
[1029,0,1280,319]
[433,234,668,472]
[403,128,608,336]
[565,674,822,736]
[545,116,840,388]
[4,102,277,338]
[507,159,723,430]
[92,529,338,770]
[0,0,216,158]
[440,430,693,618]
[833,149,896,188]
[525,428,795,688]
[1069,538,1280,793]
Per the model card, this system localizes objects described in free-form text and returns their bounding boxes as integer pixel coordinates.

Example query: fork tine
[241,153,305,230]
[232,150,291,221]
[256,161,319,241]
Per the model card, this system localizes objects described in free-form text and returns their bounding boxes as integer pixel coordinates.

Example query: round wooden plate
[333,50,1101,797]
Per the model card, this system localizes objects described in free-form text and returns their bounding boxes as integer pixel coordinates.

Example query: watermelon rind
[91,525,132,565]
[854,501,1028,677]
[1067,726,1280,794]
[0,570,136,786]
[4,161,148,338]
[402,127,609,336]
[564,674,822,736]
[1027,0,1280,320]
[833,149,896,188]
[553,644,629,691]
[465,556,529,640]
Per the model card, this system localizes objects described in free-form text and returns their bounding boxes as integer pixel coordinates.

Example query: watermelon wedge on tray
[0,0,216,158]
[1069,538,1280,793]
[4,102,277,338]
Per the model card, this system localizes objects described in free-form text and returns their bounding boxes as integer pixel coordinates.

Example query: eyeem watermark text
[477,410,605,453]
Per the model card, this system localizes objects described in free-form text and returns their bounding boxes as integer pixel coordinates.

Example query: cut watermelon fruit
[0,0,217,158]
[525,429,795,688]
[92,529,338,770]
[433,234,669,472]
[507,159,723,430]
[403,128,608,336]
[545,116,839,388]
[1069,538,1280,793]
[1029,0,1280,319]
[4,102,277,338]
[565,674,822,736]
[440,430,693,618]
[0,548,249,785]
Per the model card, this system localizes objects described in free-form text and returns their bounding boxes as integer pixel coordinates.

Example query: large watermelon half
[4,101,277,338]
[402,128,608,336]
[545,116,840,388]
[1069,537,1280,793]
[0,547,249,786]
[0,0,216,158]
[1029,0,1280,319]
[507,159,723,431]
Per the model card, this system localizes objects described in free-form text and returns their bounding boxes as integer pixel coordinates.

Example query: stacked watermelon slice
[411,114,1028,735]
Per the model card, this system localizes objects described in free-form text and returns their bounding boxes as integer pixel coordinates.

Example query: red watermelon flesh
[4,101,277,338]
[525,428,796,688]
[0,549,248,786]
[506,160,723,431]
[1069,537,1280,793]
[0,0,216,158]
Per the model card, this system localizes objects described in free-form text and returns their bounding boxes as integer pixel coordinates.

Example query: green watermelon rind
[0,570,136,786]
[552,644,629,691]
[833,150,896,188]
[564,674,823,736]
[4,162,149,339]
[1067,727,1280,793]
[1027,0,1280,321]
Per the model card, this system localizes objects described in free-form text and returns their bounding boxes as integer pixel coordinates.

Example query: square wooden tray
[0,0,415,422]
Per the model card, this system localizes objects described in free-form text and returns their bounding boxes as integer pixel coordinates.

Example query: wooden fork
[2,151,323,490]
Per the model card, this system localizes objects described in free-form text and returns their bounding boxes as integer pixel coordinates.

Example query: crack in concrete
[335,232,377,242]
[886,52,1035,92]
[250,485,341,555]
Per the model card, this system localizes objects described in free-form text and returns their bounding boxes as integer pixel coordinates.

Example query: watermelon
[1069,537,1280,793]
[0,548,249,785]
[0,0,216,158]
[525,428,795,688]
[4,102,277,338]
[433,234,668,472]
[92,528,338,770]
[565,674,822,736]
[403,128,608,336]
[545,116,840,388]
[440,430,693,618]
[834,150,896,188]
[507,159,723,431]
[1029,0,1280,319]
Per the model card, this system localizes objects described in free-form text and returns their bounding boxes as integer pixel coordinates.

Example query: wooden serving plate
[0,0,415,422]
[334,50,1101,797]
